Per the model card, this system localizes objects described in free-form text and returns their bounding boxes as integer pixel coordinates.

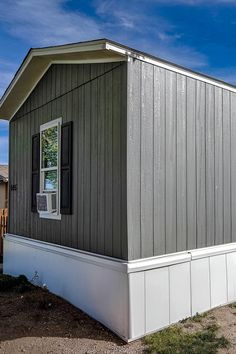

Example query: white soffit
[0,40,126,120]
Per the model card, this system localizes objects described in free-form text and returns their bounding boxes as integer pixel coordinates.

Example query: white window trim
[39,117,62,220]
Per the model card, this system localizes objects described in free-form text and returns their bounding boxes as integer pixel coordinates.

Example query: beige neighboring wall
[0,183,7,208]
[0,165,8,208]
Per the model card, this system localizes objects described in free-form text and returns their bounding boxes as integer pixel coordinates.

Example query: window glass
[44,170,58,191]
[41,126,58,168]
[39,118,61,218]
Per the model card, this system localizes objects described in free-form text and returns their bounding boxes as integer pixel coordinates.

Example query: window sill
[39,213,61,221]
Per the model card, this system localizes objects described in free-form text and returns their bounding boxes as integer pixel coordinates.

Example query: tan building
[0,165,8,209]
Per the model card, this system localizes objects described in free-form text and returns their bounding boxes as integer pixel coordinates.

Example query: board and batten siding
[127,58,236,260]
[9,62,127,260]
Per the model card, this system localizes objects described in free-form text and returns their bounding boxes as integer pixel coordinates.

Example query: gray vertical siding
[153,66,166,256]
[9,62,127,260]
[165,70,177,254]
[127,58,236,260]
[10,56,236,262]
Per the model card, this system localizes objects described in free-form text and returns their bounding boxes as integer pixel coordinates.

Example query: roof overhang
[2,38,236,121]
[0,39,128,120]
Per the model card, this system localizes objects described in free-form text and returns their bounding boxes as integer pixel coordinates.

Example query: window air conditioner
[36,193,57,214]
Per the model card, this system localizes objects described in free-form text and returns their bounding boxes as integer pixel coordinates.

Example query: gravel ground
[2,283,236,353]
[0,286,146,354]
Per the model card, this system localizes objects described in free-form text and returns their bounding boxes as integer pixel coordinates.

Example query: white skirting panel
[128,248,236,341]
[3,234,129,341]
[4,234,236,342]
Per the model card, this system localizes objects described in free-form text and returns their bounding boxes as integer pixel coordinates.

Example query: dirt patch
[146,306,236,354]
[183,306,236,353]
[209,306,236,353]
[2,275,236,354]
[0,283,146,354]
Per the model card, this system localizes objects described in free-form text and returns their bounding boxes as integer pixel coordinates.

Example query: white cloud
[0,0,210,99]
[94,0,208,69]
[0,0,102,95]
[0,0,101,46]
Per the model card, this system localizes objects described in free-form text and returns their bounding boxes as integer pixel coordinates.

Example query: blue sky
[1,0,236,164]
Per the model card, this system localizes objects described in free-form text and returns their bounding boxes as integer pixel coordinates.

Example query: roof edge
[105,40,236,93]
[2,38,236,120]
[0,39,109,117]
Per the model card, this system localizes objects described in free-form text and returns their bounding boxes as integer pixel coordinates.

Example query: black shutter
[60,121,73,214]
[31,133,40,212]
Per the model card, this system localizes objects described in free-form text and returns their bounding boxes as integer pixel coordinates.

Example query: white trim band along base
[3,234,236,342]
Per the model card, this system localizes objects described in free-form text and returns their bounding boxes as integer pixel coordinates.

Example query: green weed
[192,312,208,323]
[145,324,229,354]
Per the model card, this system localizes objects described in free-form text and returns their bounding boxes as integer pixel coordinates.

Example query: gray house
[1,39,236,341]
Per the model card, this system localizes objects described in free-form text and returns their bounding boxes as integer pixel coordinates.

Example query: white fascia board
[106,43,130,56]
[136,55,236,93]
[32,42,106,56]
[106,42,236,94]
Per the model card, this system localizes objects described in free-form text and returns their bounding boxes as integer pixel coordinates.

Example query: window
[40,118,62,219]
[32,118,72,216]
